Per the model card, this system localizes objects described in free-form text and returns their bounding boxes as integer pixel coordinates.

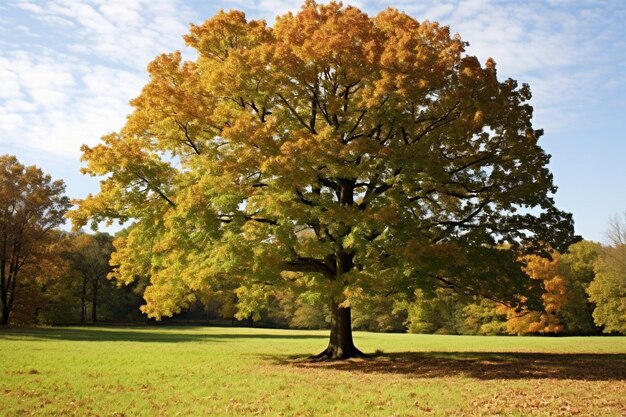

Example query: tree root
[309,345,369,360]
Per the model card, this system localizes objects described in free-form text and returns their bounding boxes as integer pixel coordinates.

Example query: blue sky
[0,0,625,242]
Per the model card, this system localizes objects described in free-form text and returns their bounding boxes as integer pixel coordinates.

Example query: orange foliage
[501,252,571,335]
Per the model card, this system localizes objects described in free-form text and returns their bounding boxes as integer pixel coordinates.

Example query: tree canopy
[70,1,575,357]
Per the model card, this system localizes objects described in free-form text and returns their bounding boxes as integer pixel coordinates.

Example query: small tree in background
[65,232,115,323]
[588,215,626,333]
[0,155,70,325]
[558,240,602,334]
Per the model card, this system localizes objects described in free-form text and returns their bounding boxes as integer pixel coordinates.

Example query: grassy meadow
[1,326,625,416]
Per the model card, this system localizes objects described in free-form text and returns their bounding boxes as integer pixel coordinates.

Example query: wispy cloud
[0,47,144,153]
[0,0,199,163]
[13,1,45,14]
[12,0,195,67]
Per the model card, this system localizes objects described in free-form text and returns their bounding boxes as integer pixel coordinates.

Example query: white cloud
[0,0,199,161]
[15,0,194,67]
[2,99,36,112]
[0,48,145,157]
[0,61,23,100]
[13,1,44,14]
[0,113,24,133]
[0,51,76,106]
[16,25,38,36]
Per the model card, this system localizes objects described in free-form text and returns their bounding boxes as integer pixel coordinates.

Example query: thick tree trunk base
[311,344,368,360]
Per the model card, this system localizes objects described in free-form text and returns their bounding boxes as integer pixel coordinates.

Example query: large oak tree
[71,2,575,358]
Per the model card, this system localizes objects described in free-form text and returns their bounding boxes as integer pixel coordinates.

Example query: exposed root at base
[309,345,369,361]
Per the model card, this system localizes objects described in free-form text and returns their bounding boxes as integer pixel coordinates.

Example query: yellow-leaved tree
[70,1,575,358]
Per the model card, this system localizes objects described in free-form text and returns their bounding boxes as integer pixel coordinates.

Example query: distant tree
[289,302,328,329]
[401,288,466,334]
[588,215,626,333]
[461,299,507,335]
[262,287,330,329]
[65,232,114,323]
[94,280,146,323]
[351,293,406,332]
[0,155,70,325]
[70,2,575,357]
[558,240,602,334]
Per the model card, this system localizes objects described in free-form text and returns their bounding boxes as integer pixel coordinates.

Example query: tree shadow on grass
[271,351,626,381]
[0,326,327,343]
[0,327,216,343]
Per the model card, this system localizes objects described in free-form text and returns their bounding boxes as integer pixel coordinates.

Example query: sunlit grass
[1,326,625,416]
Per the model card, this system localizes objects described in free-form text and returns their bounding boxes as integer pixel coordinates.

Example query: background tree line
[1,153,623,335]
[3,229,145,325]
[1,155,143,325]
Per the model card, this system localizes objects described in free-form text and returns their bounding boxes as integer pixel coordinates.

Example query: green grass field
[1,326,625,416]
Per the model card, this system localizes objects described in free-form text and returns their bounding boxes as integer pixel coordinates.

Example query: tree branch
[174,120,201,155]
[134,173,176,208]
[412,102,460,143]
[277,93,317,134]
[281,257,335,280]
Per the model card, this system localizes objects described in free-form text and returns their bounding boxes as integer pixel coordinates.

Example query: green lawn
[1,326,625,416]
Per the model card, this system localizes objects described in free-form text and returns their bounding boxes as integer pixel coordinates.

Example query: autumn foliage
[0,155,70,325]
[70,2,576,356]
[500,253,567,334]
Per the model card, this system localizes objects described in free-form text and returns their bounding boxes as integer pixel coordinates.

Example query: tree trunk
[80,276,87,323]
[3,272,17,326]
[1,301,9,325]
[1,253,7,325]
[91,277,98,323]
[314,301,365,359]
